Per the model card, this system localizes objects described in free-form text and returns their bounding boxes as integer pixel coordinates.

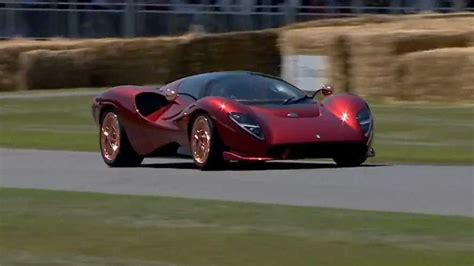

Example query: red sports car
[92,71,374,170]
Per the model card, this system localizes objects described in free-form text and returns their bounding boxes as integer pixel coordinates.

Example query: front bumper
[223,142,374,161]
[223,151,273,162]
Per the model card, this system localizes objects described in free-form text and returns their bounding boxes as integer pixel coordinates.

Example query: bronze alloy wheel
[100,112,121,162]
[191,115,212,165]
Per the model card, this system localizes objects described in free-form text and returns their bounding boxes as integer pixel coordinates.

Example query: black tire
[190,113,226,170]
[99,110,144,167]
[333,151,367,167]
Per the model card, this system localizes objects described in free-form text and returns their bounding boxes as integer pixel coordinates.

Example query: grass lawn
[0,188,473,266]
[371,103,474,164]
[0,90,472,164]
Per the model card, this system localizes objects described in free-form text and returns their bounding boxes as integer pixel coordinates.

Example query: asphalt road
[1,149,472,217]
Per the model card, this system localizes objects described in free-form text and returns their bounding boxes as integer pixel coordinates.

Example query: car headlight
[357,108,373,137]
[229,113,264,140]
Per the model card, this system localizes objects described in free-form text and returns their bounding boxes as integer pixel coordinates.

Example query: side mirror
[311,84,334,98]
[164,89,178,102]
[321,85,334,96]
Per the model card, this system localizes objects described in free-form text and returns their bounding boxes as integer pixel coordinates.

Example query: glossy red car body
[92,72,374,164]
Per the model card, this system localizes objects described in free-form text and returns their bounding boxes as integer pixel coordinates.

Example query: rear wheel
[333,152,367,167]
[100,110,143,167]
[190,114,225,170]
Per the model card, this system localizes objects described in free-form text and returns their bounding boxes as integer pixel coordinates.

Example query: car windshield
[205,73,306,102]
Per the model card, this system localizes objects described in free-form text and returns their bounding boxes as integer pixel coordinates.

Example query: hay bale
[0,40,77,91]
[18,49,94,90]
[279,26,356,92]
[284,15,397,30]
[347,29,473,99]
[285,12,474,31]
[278,14,473,95]
[88,36,188,87]
[7,32,278,90]
[1,37,188,90]
[0,38,117,91]
[376,16,474,32]
[405,12,474,20]
[177,30,280,78]
[396,47,474,102]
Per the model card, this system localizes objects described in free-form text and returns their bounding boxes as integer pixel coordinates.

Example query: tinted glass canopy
[178,72,306,102]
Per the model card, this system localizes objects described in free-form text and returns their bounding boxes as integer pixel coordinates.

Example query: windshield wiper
[282,95,310,105]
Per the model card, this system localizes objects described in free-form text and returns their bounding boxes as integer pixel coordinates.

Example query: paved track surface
[1,149,472,216]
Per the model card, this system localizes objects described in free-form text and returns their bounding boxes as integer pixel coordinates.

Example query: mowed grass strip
[0,94,97,151]
[0,188,473,266]
[0,90,472,164]
[371,103,474,164]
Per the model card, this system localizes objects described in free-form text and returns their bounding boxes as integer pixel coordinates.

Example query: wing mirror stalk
[311,84,334,98]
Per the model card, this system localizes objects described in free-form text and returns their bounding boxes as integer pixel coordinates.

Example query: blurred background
[0,0,473,38]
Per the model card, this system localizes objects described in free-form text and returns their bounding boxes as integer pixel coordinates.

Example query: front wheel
[333,152,368,167]
[100,110,143,167]
[190,114,225,170]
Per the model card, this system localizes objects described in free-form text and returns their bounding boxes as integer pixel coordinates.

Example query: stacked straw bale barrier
[396,47,474,102]
[283,15,397,30]
[0,38,119,91]
[177,30,280,78]
[1,13,473,103]
[347,29,473,100]
[11,37,192,90]
[85,37,188,87]
[18,48,94,90]
[280,14,474,101]
[284,12,474,30]
[7,30,280,90]
[0,40,78,91]
[279,26,356,92]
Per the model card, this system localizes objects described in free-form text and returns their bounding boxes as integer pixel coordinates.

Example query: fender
[94,86,157,121]
[322,93,373,145]
[95,86,169,155]
[322,93,369,113]
[185,97,269,157]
